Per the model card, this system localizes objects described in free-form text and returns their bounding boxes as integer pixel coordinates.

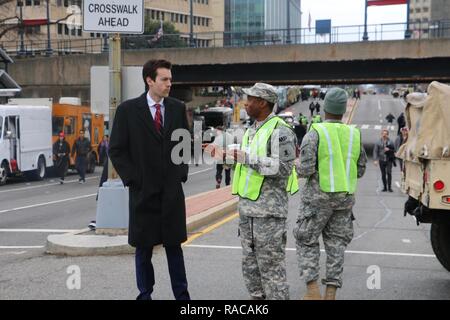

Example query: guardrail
[1,20,449,57]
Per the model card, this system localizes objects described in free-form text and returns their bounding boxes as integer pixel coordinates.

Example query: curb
[45,192,238,257]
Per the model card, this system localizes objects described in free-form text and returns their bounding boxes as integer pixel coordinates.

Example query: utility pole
[286,0,291,44]
[17,1,25,55]
[108,33,121,180]
[363,0,369,41]
[189,0,195,47]
[404,0,411,39]
[45,0,53,56]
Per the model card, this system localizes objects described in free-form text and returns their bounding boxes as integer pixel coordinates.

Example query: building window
[25,0,32,5]
[64,25,69,35]
[415,8,421,13]
[423,7,429,12]
[77,28,81,36]
[57,0,62,6]
[58,23,63,34]
[64,0,69,7]
[161,12,165,21]
[206,19,209,27]
[33,0,40,5]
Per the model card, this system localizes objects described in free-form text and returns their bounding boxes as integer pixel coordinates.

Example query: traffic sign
[83,0,144,34]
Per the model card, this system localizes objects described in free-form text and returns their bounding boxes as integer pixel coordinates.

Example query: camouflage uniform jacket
[297,120,367,210]
[238,113,297,219]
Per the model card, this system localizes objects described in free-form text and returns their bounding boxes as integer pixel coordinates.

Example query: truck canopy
[397,81,450,161]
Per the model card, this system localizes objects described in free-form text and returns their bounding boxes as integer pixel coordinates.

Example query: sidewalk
[46,186,237,256]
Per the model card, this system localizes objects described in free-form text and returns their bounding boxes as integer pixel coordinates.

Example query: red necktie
[154,103,163,134]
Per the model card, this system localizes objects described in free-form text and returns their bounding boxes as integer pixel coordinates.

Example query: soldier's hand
[226,149,246,164]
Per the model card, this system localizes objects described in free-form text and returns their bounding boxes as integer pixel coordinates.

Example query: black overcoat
[109,93,190,247]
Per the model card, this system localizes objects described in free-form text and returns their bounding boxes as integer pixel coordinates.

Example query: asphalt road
[1,95,450,300]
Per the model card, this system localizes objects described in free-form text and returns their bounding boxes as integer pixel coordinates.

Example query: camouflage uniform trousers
[293,205,354,288]
[239,214,289,300]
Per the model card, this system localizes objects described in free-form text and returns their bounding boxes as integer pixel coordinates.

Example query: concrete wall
[8,38,450,102]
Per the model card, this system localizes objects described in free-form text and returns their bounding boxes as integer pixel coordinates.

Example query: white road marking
[395,181,401,189]
[0,176,99,194]
[378,100,382,111]
[0,194,97,214]
[185,244,435,258]
[188,168,213,176]
[374,125,382,130]
[379,120,383,123]
[361,125,369,130]
[0,229,77,233]
[0,246,44,249]
[0,251,27,256]
[402,239,412,244]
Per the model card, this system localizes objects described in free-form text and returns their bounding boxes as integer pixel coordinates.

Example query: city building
[408,0,450,38]
[224,0,301,46]
[0,0,225,56]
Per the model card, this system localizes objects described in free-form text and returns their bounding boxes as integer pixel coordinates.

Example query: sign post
[83,0,144,233]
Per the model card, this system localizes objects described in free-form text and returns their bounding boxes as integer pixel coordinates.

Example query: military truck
[399,81,450,271]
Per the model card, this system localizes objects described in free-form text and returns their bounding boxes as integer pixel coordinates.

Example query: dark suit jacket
[109,93,190,247]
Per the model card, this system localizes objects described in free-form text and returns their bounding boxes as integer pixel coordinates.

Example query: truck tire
[26,156,46,181]
[86,153,97,174]
[0,161,9,186]
[431,222,450,272]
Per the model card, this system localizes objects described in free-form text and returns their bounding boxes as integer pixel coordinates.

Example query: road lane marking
[0,229,77,233]
[0,246,44,249]
[402,239,411,244]
[184,244,436,258]
[183,212,239,246]
[395,181,401,189]
[0,176,100,194]
[361,125,369,130]
[0,194,97,214]
[378,100,382,111]
[0,251,26,256]
[188,167,213,176]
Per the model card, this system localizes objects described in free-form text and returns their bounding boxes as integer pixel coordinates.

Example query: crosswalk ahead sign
[83,0,144,34]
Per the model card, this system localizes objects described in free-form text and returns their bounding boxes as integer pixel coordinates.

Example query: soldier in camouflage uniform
[227,83,298,300]
[293,88,367,300]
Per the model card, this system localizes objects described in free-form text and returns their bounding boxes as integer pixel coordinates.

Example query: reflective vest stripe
[345,126,355,188]
[317,123,335,192]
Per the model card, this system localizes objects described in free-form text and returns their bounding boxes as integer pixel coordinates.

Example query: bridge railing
[1,20,449,57]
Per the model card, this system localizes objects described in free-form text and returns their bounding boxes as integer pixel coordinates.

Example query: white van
[0,104,53,185]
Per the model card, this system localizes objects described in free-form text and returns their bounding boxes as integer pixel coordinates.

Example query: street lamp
[363,0,369,41]
[45,0,53,56]
[17,1,25,55]
[286,0,291,44]
[189,0,195,47]
[404,0,411,39]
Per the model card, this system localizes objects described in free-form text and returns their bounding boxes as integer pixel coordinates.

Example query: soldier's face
[245,96,265,118]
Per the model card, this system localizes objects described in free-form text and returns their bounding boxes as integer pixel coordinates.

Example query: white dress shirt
[146,93,165,126]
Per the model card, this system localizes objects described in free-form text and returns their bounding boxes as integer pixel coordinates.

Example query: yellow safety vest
[232,117,299,200]
[311,122,361,193]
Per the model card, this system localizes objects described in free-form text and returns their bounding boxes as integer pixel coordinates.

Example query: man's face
[245,96,266,119]
[147,68,172,98]
[79,131,84,139]
[381,130,389,139]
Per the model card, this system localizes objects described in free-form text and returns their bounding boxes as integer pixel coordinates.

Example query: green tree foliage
[122,17,187,49]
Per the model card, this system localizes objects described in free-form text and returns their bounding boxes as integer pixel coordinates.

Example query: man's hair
[79,130,84,134]
[142,59,172,91]
[382,129,389,135]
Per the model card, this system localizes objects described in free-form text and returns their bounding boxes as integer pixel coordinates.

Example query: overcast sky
[300,0,408,27]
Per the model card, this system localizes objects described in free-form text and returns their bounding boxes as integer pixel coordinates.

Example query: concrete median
[46,186,237,256]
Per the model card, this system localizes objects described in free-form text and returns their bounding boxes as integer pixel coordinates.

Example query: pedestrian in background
[373,129,396,192]
[98,135,109,166]
[228,83,298,300]
[293,88,367,300]
[385,112,395,124]
[52,132,70,184]
[71,129,91,184]
[395,127,409,172]
[109,59,191,300]
[397,112,406,135]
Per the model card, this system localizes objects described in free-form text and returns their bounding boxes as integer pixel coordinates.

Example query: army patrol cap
[242,83,278,104]
[324,88,348,115]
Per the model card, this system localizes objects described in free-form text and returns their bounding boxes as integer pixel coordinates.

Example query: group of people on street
[52,131,109,185]
[107,58,368,301]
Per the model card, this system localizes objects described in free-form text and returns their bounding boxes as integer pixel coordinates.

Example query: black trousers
[135,245,190,300]
[55,157,68,180]
[379,160,393,189]
[75,156,87,181]
[216,164,231,186]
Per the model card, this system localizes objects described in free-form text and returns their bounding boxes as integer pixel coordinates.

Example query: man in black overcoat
[109,59,190,300]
